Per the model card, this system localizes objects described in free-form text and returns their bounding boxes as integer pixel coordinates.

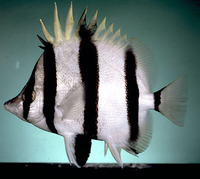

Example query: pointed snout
[4,97,16,112]
[4,101,9,111]
[4,95,29,122]
[4,96,19,114]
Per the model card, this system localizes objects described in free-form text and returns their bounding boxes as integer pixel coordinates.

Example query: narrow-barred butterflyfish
[4,2,187,168]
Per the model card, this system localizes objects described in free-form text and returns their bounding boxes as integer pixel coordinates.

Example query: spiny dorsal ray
[54,2,63,43]
[65,1,74,40]
[74,6,87,37]
[39,2,127,46]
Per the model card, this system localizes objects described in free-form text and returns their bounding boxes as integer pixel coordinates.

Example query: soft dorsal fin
[127,39,155,92]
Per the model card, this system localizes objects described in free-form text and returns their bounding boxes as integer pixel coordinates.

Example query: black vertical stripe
[43,43,57,133]
[125,48,139,142]
[154,86,166,112]
[74,134,92,167]
[154,89,162,112]
[22,63,37,120]
[78,25,99,139]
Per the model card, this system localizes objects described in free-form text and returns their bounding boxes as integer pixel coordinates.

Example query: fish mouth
[4,104,9,112]
[4,96,17,111]
[4,102,15,116]
[4,96,23,118]
[4,100,12,112]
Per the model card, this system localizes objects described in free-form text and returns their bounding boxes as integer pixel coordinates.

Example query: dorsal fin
[93,17,106,39]
[40,2,75,45]
[74,7,88,37]
[39,2,129,46]
[87,10,98,33]
[65,1,74,40]
[54,2,63,43]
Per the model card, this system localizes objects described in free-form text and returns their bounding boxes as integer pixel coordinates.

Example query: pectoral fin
[59,83,85,120]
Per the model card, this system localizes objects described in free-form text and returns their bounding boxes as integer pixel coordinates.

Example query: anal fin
[104,142,108,156]
[124,110,153,155]
[108,143,123,168]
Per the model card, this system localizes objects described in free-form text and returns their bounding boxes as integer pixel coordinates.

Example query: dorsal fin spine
[54,2,63,43]
[40,19,54,44]
[108,28,121,43]
[93,17,106,40]
[74,7,88,37]
[39,3,129,47]
[88,10,98,30]
[99,23,114,41]
[65,1,74,40]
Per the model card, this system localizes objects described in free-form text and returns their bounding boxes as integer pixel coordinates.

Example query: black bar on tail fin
[74,134,92,167]
[153,77,187,127]
[154,88,162,112]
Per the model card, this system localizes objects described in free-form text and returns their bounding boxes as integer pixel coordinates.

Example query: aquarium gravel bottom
[0,163,198,177]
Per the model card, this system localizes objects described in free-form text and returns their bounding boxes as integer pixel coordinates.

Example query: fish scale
[4,2,187,168]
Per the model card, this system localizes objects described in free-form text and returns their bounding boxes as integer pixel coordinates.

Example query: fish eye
[22,94,26,101]
[32,91,36,101]
[22,91,36,102]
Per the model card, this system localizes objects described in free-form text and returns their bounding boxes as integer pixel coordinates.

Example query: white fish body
[4,2,187,168]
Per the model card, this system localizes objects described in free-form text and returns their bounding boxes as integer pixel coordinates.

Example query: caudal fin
[154,77,188,126]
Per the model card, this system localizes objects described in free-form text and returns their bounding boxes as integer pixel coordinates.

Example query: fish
[4,2,187,168]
